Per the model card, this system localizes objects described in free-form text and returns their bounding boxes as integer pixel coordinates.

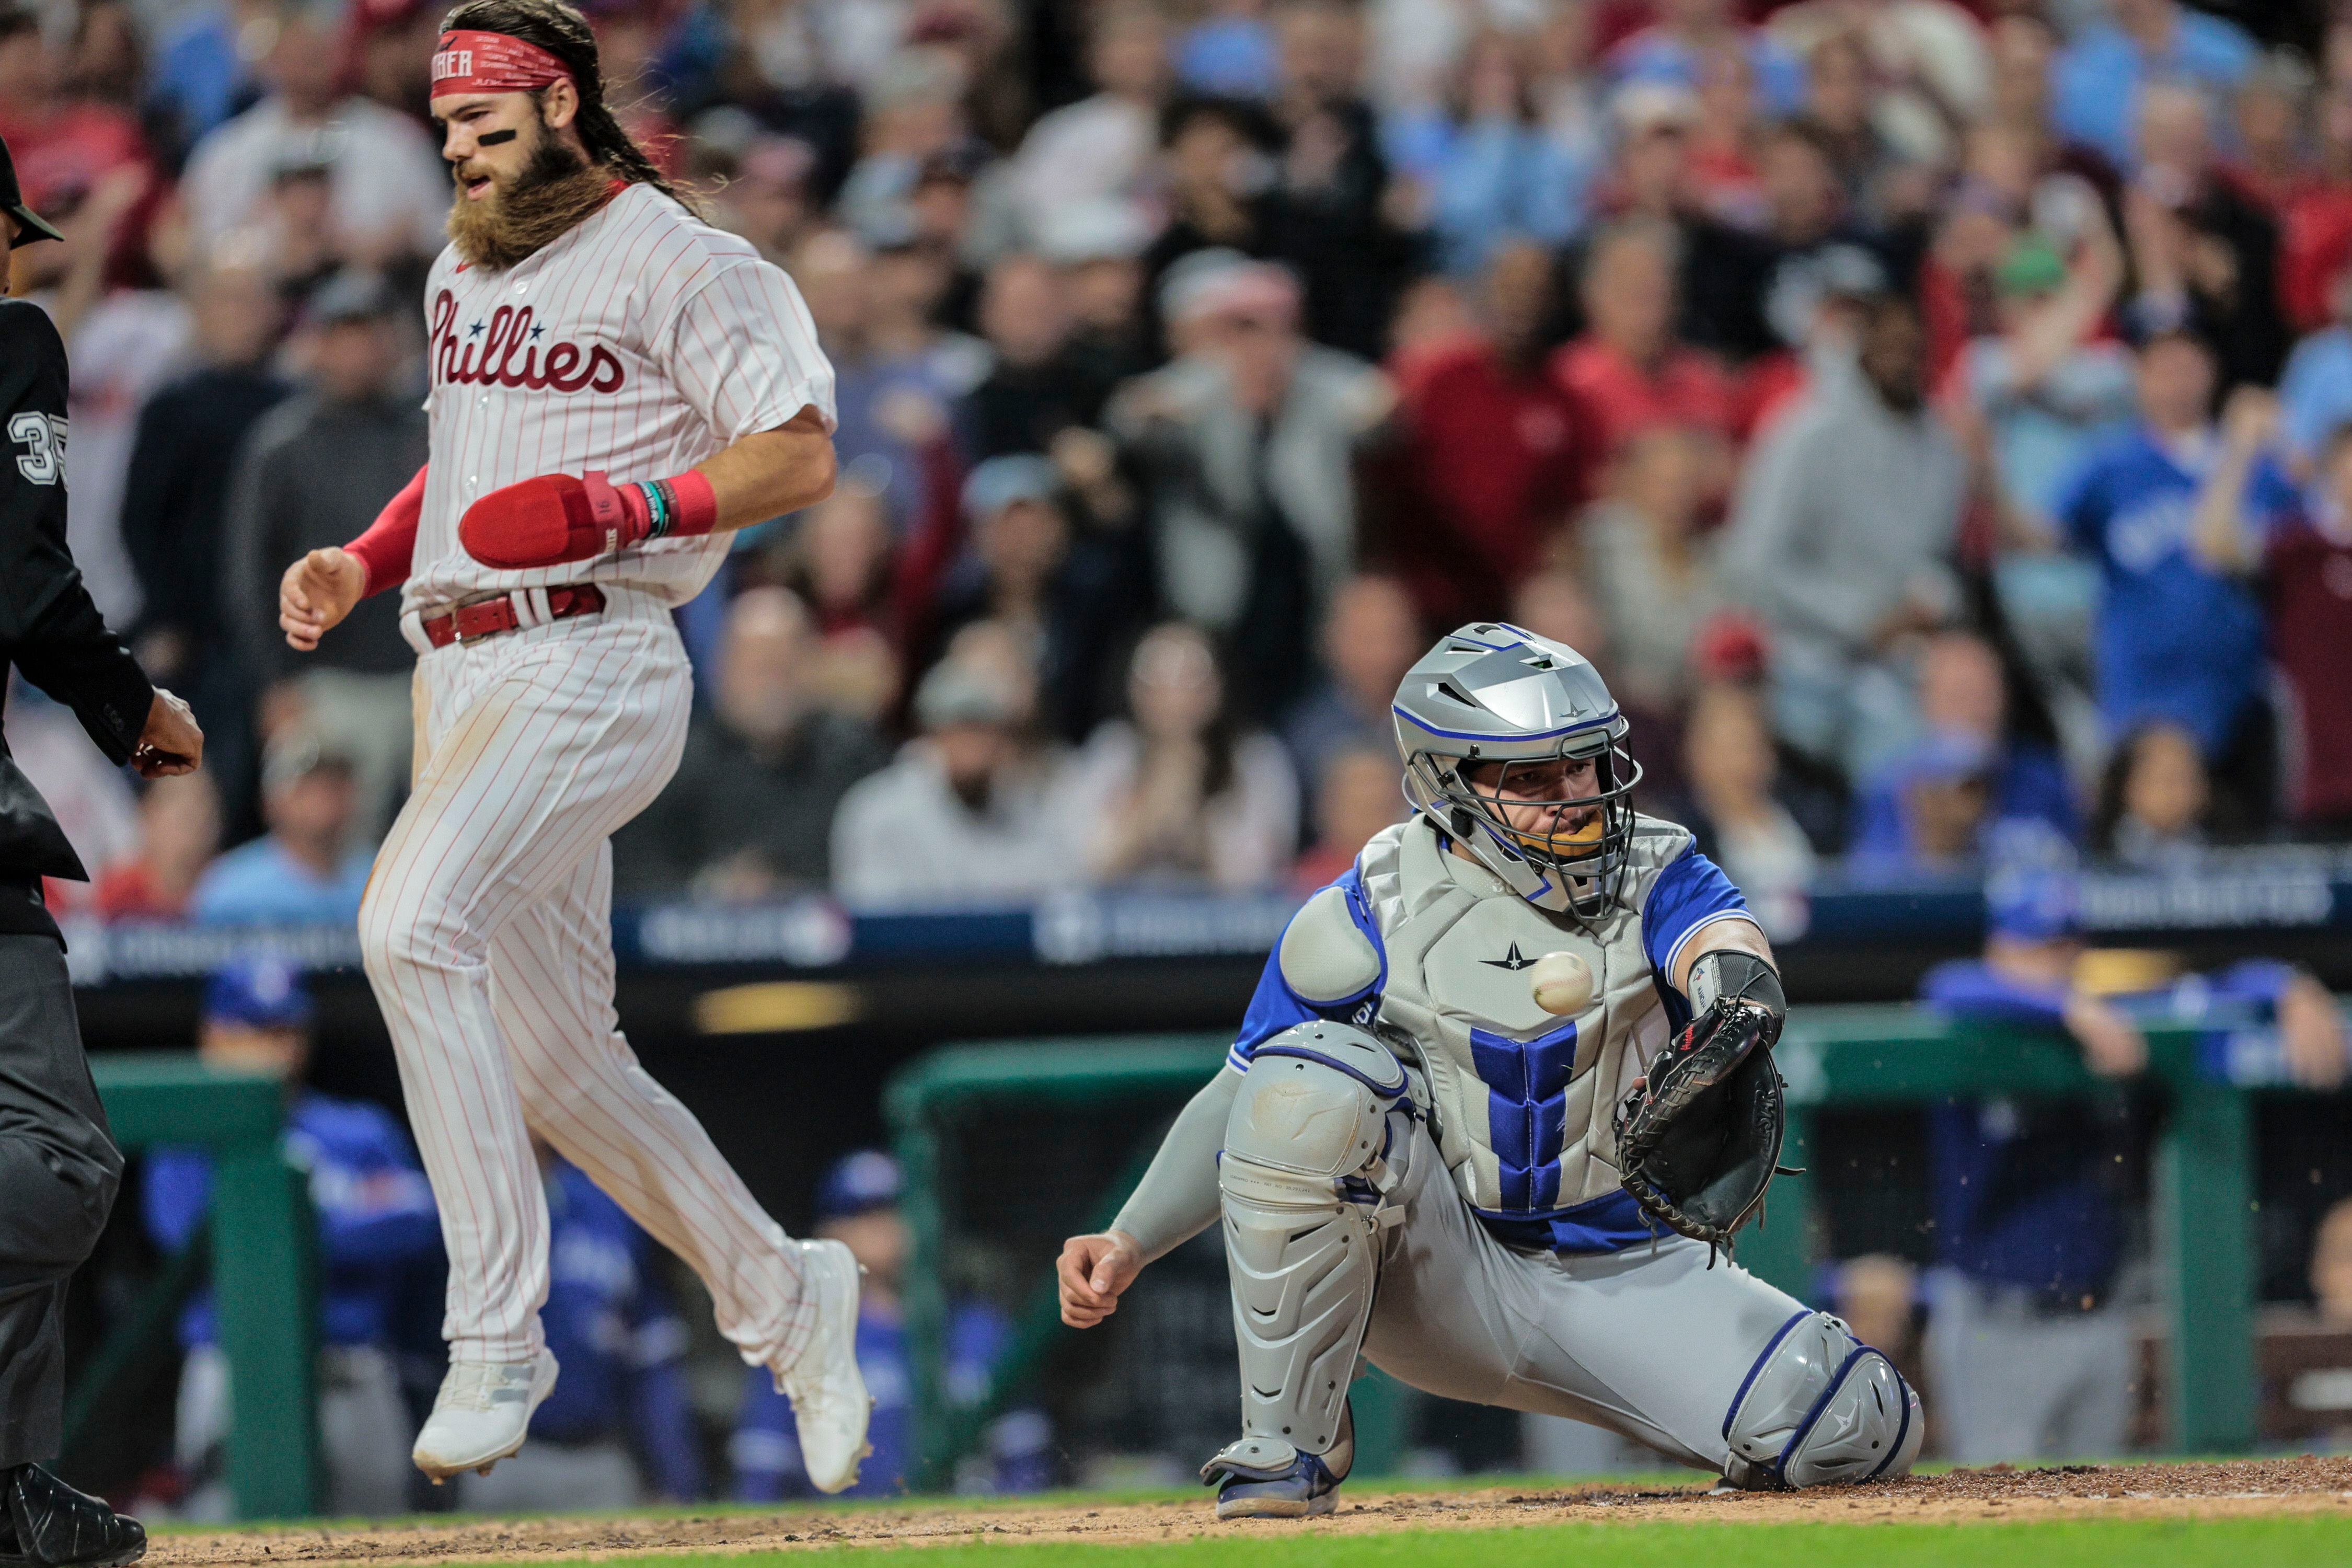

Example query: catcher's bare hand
[280,547,367,651]
[131,688,203,777]
[1057,1229,1145,1329]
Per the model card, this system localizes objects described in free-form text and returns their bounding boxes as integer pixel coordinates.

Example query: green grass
[432,1516,2352,1567]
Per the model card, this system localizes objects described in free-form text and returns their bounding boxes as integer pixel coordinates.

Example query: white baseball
[1530,950,1595,1016]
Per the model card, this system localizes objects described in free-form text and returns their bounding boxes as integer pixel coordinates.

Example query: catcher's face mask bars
[1434,741,1643,917]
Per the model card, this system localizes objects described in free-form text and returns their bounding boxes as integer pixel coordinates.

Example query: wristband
[615,469,718,543]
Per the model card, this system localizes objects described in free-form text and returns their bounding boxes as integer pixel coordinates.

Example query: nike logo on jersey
[1481,943,1538,972]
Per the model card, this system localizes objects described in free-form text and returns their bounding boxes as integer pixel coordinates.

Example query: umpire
[1,132,203,1565]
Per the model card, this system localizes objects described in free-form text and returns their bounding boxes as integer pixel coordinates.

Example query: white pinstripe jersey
[407,182,837,613]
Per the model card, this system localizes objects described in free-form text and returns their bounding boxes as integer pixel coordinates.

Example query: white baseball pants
[360,588,814,1368]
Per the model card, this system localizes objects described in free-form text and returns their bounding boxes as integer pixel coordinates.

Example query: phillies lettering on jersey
[429,293,626,394]
[408,181,835,613]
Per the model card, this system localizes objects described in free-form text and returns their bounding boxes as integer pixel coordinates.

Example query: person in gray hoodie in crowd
[1722,292,1967,781]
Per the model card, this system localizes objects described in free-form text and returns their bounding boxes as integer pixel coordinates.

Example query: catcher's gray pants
[1922,1267,2134,1463]
[1363,1115,1812,1472]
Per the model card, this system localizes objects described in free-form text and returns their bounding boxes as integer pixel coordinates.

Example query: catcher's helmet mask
[1393,623,1642,919]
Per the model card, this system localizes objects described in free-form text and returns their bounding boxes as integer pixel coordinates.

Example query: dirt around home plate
[148,1458,2352,1563]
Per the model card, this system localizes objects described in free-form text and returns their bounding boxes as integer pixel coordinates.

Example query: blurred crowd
[9,0,2352,920]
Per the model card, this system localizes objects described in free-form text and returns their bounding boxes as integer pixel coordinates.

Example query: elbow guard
[1688,948,1785,1023]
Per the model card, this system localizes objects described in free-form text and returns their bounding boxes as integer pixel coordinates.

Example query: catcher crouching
[1058,622,1921,1518]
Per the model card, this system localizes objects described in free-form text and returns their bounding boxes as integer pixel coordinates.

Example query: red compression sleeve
[345,464,427,597]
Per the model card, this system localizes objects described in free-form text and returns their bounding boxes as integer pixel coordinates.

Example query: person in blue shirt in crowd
[1916,865,2346,1464]
[2277,258,2352,475]
[1172,2,1276,98]
[2050,0,2257,171]
[1849,632,2076,872]
[189,729,374,926]
[1845,732,2003,882]
[733,1151,1050,1499]
[144,954,441,1519]
[1607,0,1806,121]
[146,0,269,152]
[2054,330,2296,813]
[455,1142,706,1511]
[1383,33,1592,278]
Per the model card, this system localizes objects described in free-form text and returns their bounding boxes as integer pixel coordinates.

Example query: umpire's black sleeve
[0,300,153,764]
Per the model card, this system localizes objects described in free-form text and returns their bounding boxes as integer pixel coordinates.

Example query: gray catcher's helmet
[1391,622,1640,917]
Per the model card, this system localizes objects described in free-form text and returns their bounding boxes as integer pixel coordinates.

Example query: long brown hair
[438,0,685,203]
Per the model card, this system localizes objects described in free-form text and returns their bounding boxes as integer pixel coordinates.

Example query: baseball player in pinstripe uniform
[273,0,870,1490]
[1059,625,1923,1517]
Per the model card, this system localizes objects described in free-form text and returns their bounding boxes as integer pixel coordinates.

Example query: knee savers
[1723,1310,1923,1489]
[1218,1023,1408,1469]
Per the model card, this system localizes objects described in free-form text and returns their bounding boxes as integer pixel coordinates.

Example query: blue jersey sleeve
[944,1300,1014,1405]
[142,1148,214,1253]
[729,1368,801,1502]
[1918,959,2070,1028]
[293,1103,442,1270]
[1228,866,1385,1074]
[2248,456,2301,530]
[2198,958,2298,1012]
[2054,447,2109,558]
[1639,845,1754,984]
[622,1265,706,1503]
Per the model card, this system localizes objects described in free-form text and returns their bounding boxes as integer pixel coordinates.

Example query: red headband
[432,29,573,96]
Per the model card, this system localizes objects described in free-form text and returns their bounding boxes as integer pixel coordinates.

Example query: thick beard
[447,133,616,272]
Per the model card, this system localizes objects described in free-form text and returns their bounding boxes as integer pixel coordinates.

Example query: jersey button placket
[501,276,527,410]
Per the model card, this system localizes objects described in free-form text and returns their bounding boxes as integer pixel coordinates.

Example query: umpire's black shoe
[0,1465,145,1567]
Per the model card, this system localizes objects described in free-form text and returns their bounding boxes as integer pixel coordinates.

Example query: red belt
[419,585,607,648]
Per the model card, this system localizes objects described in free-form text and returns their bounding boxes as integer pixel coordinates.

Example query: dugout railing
[70,1056,318,1520]
[888,1006,2290,1488]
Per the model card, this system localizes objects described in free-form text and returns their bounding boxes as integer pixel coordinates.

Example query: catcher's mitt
[1614,994,1790,1252]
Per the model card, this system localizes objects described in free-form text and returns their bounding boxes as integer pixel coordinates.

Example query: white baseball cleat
[411,1350,559,1483]
[773,1239,874,1494]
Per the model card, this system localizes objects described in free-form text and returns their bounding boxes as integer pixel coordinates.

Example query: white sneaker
[773,1239,873,1493]
[411,1350,559,1483]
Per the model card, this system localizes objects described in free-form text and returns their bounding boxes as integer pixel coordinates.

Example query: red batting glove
[458,471,653,570]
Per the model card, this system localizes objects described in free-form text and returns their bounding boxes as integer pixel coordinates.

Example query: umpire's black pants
[0,933,121,1469]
